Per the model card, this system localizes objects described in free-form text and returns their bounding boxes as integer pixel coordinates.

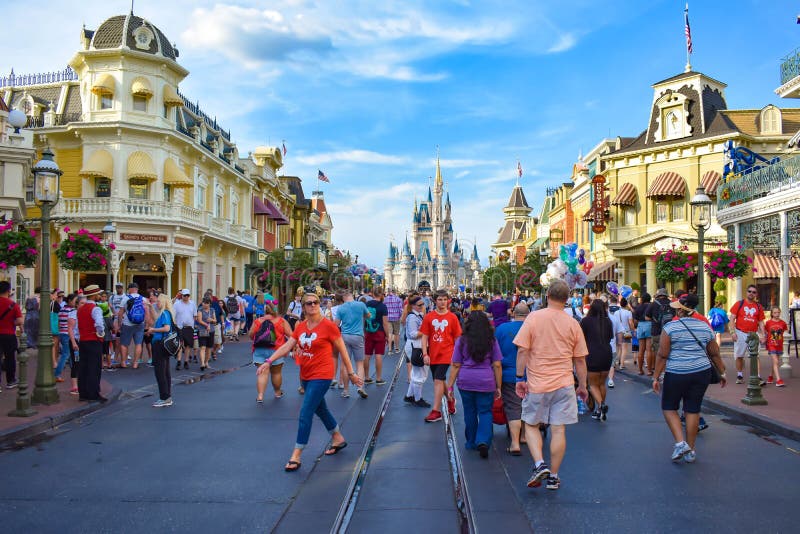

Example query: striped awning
[700,170,722,198]
[163,158,192,187]
[79,149,113,178]
[612,182,638,206]
[131,77,153,98]
[647,171,687,198]
[91,74,116,96]
[753,253,800,278]
[127,151,157,181]
[163,85,184,106]
[587,260,618,281]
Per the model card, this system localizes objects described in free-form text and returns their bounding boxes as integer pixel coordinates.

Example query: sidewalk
[621,341,800,442]
[0,348,117,447]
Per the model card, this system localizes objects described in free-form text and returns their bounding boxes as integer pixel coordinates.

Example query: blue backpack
[710,310,725,330]
[126,294,146,324]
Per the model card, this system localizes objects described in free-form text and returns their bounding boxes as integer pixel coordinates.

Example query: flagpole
[684,3,692,73]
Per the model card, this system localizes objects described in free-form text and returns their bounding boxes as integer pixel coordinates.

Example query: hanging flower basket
[0,221,38,270]
[704,247,751,280]
[55,227,113,272]
[653,247,695,283]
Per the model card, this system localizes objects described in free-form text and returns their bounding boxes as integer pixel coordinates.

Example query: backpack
[649,299,674,335]
[253,318,278,348]
[126,294,146,324]
[225,295,239,314]
[710,310,725,330]
[365,305,380,333]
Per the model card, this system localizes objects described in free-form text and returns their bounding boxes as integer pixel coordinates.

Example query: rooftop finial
[435,145,443,187]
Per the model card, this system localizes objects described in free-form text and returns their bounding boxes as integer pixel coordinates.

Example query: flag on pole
[517,161,523,178]
[282,142,287,156]
[318,169,330,183]
[684,4,693,55]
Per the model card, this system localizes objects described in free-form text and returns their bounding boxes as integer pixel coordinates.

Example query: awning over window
[265,200,290,225]
[91,74,116,96]
[131,77,153,98]
[163,85,183,107]
[163,158,192,187]
[79,149,113,178]
[253,196,271,215]
[611,182,638,206]
[127,151,157,181]
[587,260,618,281]
[753,253,800,278]
[700,170,722,198]
[528,236,548,250]
[647,171,687,198]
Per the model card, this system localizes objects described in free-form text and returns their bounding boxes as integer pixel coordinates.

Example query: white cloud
[547,32,577,53]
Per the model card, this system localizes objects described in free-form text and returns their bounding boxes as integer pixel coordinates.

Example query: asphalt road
[1,340,799,533]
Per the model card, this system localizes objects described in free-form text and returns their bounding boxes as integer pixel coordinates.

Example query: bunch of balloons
[606,282,633,298]
[540,242,589,290]
[348,263,369,276]
[578,248,595,274]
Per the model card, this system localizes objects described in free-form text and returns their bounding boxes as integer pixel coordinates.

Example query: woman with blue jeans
[257,291,363,472]
[446,311,503,458]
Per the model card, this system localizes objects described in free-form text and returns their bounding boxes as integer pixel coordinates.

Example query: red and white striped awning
[587,260,618,281]
[647,171,687,198]
[611,182,638,206]
[700,170,722,198]
[753,253,800,279]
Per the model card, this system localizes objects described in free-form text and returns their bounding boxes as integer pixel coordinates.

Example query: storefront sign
[591,175,608,234]
[549,228,564,243]
[174,236,195,247]
[257,249,268,262]
[120,233,168,243]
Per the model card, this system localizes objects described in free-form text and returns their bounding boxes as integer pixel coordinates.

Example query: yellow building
[1,11,303,296]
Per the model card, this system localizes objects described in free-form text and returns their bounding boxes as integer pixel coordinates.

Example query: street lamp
[510,262,517,294]
[102,220,116,292]
[31,147,62,406]
[284,242,294,262]
[690,185,712,314]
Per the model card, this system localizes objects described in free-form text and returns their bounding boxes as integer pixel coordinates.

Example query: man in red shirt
[0,280,23,390]
[420,290,462,423]
[729,284,766,384]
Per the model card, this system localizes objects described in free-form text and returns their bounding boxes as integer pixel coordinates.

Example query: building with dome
[0,10,320,298]
[383,156,481,292]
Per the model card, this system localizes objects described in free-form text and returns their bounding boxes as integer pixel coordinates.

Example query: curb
[0,386,122,449]
[619,370,800,443]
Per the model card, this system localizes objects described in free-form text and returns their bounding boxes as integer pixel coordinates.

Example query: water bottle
[577,397,587,415]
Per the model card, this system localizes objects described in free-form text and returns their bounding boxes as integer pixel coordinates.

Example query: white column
[779,212,793,378]
[161,253,174,297]
[734,223,743,303]
[188,257,198,297]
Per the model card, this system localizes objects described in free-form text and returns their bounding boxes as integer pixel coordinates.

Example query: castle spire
[435,145,443,188]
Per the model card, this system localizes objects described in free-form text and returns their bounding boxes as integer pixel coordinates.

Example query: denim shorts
[120,323,145,346]
[253,347,283,366]
[636,321,652,339]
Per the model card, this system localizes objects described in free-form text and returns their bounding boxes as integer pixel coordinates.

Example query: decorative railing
[207,216,257,247]
[780,47,800,86]
[176,89,231,141]
[25,112,83,128]
[717,155,800,211]
[0,67,78,88]
[53,198,207,228]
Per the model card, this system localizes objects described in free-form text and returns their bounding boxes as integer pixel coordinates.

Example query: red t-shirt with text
[730,300,764,333]
[765,319,788,353]
[419,311,462,365]
[292,318,340,381]
[0,297,22,335]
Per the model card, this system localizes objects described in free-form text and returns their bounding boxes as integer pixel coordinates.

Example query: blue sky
[4,1,799,268]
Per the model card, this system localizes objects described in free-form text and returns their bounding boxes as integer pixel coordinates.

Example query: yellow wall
[54,148,83,198]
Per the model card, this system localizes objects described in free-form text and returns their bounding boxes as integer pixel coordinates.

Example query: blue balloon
[607,282,619,295]
[620,285,633,298]
[579,248,585,257]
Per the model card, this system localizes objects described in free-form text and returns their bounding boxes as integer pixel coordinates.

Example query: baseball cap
[115,282,124,287]
[180,288,191,295]
[128,282,139,289]
[670,293,699,312]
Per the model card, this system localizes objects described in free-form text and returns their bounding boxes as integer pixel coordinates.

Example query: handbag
[161,311,181,357]
[676,319,722,384]
[492,396,507,425]
[410,347,424,367]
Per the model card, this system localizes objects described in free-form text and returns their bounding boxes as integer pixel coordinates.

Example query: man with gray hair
[513,279,588,491]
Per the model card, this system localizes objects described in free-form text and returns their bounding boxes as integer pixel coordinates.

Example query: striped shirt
[384,294,403,321]
[662,318,713,374]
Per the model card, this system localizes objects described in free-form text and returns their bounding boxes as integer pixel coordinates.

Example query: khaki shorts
[651,333,661,357]
[521,385,578,426]
[387,320,401,337]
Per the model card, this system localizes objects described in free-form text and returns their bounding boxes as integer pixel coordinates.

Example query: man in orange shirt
[514,279,588,491]
[420,290,462,423]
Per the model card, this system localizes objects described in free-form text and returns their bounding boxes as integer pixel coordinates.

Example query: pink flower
[26,248,37,255]
[66,251,75,258]
[737,245,742,249]
[7,243,19,250]
[78,228,88,235]
[0,262,6,270]
[51,243,58,248]
[69,236,75,241]
[29,230,37,237]
[63,226,70,233]
[109,243,116,250]
[753,268,758,273]
[687,255,693,260]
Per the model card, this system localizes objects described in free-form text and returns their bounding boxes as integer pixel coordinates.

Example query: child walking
[765,307,788,387]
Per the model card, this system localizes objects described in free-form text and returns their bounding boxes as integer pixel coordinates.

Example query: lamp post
[31,148,62,406]
[510,262,517,294]
[284,242,294,262]
[102,220,116,292]
[690,186,712,315]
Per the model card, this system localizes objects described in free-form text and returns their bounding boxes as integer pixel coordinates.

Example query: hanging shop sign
[174,236,195,247]
[591,175,609,234]
[120,233,168,243]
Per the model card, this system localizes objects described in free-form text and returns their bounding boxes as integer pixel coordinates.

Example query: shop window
[100,94,113,110]
[129,178,149,200]
[95,177,111,197]
[25,175,34,203]
[655,202,668,223]
[623,206,635,225]
[133,95,147,112]
[671,201,685,221]
[163,184,172,202]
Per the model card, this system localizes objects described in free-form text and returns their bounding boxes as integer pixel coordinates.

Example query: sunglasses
[747,290,757,294]
[303,300,320,306]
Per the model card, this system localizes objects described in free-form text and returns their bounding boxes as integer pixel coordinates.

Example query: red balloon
[583,261,594,274]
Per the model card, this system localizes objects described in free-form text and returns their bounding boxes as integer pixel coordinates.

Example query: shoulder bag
[161,311,181,357]
[676,319,722,384]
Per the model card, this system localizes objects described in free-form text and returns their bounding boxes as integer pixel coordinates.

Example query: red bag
[492,396,507,425]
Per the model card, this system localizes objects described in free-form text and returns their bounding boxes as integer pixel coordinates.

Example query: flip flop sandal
[275,391,284,398]
[284,460,301,472]
[506,448,522,456]
[256,398,264,404]
[324,442,348,455]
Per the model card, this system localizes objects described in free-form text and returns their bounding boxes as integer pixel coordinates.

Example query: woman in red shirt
[257,291,363,471]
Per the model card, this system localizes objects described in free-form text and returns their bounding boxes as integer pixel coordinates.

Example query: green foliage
[0,221,37,269]
[260,250,318,295]
[713,279,727,292]
[630,282,640,291]
[55,228,110,272]
[482,263,511,294]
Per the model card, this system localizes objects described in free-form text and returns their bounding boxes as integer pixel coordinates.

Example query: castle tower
[384,241,397,290]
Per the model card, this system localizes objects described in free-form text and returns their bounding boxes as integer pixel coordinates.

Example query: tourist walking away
[334,290,371,399]
[364,287,390,385]
[285,290,303,330]
[0,280,23,391]
[224,288,244,341]
[147,293,176,407]
[486,292,510,328]
[195,298,217,371]
[707,300,729,346]
[513,279,588,490]
[24,287,40,349]
[108,283,125,364]
[250,304,293,401]
[420,290,463,422]
[633,292,652,374]
[495,302,529,454]
[581,300,615,421]
[765,307,788,387]
[403,296,430,407]
[647,288,675,377]
[117,282,147,369]
[77,285,107,402]
[256,291,363,472]
[652,293,726,463]
[729,285,766,384]
[446,311,503,458]
[607,295,633,387]
[242,290,256,333]
[173,289,196,370]
[384,288,404,353]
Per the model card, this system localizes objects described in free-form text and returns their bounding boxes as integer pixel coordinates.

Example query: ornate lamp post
[102,220,116,291]
[510,262,517,294]
[690,186,712,314]
[283,242,294,262]
[31,148,62,405]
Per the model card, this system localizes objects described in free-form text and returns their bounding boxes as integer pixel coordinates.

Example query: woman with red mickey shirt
[257,291,363,472]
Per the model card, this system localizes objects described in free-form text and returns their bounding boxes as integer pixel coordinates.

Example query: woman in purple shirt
[446,311,503,458]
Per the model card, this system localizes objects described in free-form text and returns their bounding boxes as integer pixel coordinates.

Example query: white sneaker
[671,441,691,462]
[607,379,615,388]
[684,450,696,463]
[163,397,173,406]
[152,399,167,408]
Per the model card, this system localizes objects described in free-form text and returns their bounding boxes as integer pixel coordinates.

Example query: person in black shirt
[580,300,614,421]
[632,293,652,375]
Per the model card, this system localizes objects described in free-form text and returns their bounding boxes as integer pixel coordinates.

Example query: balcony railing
[53,197,207,229]
[780,47,800,86]
[207,217,257,247]
[717,155,800,211]
[26,112,83,128]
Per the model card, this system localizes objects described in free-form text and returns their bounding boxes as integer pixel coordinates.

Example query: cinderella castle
[384,155,482,292]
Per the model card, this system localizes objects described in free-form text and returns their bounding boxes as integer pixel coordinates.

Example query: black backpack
[253,318,278,348]
[225,295,239,314]
[650,299,675,335]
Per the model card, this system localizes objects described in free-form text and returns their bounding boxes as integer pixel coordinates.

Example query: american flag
[282,142,287,156]
[517,161,523,178]
[684,5,693,55]
[318,169,330,183]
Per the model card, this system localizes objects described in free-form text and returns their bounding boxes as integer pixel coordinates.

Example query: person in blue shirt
[334,290,372,399]
[242,290,257,333]
[706,299,729,346]
[494,302,530,455]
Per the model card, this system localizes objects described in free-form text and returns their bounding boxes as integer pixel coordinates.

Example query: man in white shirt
[223,288,244,341]
[173,288,197,370]
[117,282,146,369]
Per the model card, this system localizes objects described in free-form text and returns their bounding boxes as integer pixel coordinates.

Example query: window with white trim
[671,201,685,221]
[655,202,668,223]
